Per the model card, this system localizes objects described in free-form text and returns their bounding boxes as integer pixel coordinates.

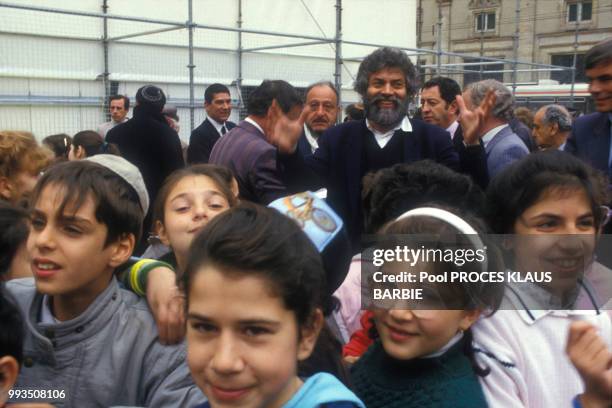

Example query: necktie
[221,125,227,136]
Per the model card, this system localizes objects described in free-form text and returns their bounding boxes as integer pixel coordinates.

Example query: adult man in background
[297,81,340,158]
[565,38,612,182]
[98,95,129,138]
[532,104,573,151]
[420,76,488,187]
[458,79,529,179]
[274,47,461,248]
[187,83,236,164]
[210,80,303,204]
[106,85,184,251]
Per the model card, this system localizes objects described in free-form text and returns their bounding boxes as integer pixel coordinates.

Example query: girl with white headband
[351,206,503,408]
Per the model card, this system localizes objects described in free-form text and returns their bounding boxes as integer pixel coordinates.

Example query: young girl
[350,206,503,408]
[122,164,238,343]
[182,204,365,408]
[473,150,612,407]
[68,130,119,160]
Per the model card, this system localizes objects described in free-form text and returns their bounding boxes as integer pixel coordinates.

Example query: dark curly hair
[354,47,419,99]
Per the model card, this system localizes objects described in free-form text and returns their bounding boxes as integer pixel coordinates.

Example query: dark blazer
[451,125,489,189]
[565,112,611,180]
[297,130,314,159]
[186,118,236,164]
[209,120,288,204]
[279,118,460,248]
[106,105,184,208]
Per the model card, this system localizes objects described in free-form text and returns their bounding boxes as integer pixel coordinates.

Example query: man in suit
[532,104,573,151]
[420,76,488,188]
[209,80,303,204]
[457,79,529,179]
[187,83,236,164]
[273,47,478,249]
[565,38,612,183]
[297,81,340,158]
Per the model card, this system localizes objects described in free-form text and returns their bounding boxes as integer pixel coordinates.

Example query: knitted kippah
[136,85,166,108]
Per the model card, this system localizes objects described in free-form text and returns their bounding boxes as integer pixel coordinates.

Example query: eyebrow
[529,211,593,219]
[169,191,224,202]
[187,313,281,327]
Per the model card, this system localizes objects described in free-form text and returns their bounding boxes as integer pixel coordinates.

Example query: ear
[550,122,559,135]
[297,308,324,361]
[0,177,14,201]
[230,177,239,199]
[458,309,482,331]
[107,233,135,268]
[448,100,460,116]
[156,220,171,247]
[0,356,19,401]
[76,146,86,159]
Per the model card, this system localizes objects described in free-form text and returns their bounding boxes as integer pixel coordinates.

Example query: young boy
[6,155,204,407]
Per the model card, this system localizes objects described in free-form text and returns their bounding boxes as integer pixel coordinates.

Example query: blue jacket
[194,372,365,408]
[565,112,611,180]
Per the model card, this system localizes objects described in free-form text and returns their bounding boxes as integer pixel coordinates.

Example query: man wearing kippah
[106,85,185,253]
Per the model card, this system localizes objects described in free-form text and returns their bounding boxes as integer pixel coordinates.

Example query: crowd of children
[0,123,611,407]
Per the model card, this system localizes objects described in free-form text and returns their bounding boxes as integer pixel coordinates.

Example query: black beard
[363,94,409,129]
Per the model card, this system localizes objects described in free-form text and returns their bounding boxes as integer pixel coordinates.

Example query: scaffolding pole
[101,0,109,120]
[511,0,520,95]
[436,5,442,74]
[570,20,579,107]
[187,0,195,133]
[334,0,342,109]
[237,0,243,111]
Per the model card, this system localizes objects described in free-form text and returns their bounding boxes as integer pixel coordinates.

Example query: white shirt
[473,280,612,408]
[481,124,509,148]
[446,121,460,139]
[208,116,228,137]
[303,124,319,154]
[245,117,264,135]
[365,116,412,148]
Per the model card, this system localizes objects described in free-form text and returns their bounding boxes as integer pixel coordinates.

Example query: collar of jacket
[27,278,123,351]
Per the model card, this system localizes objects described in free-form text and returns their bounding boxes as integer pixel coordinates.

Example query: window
[567,2,592,22]
[463,57,504,85]
[475,12,495,32]
[551,54,587,84]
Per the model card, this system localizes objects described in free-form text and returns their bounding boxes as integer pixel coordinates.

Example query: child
[5,156,203,407]
[0,201,30,280]
[68,130,119,160]
[350,206,502,408]
[473,150,612,407]
[120,164,237,344]
[42,133,72,163]
[183,204,365,408]
[0,131,51,207]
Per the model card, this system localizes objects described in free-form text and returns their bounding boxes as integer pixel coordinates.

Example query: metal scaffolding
[0,0,578,135]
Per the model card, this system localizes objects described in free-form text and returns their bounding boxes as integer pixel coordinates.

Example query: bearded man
[275,47,468,249]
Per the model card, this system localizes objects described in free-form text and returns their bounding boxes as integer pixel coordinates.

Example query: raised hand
[147,266,186,345]
[566,321,612,408]
[455,89,496,145]
[268,101,306,154]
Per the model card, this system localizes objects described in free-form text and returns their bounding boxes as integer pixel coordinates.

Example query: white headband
[394,207,487,271]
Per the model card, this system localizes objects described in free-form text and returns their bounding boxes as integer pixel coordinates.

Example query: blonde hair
[0,131,52,179]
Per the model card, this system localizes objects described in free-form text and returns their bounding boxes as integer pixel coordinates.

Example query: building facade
[417,0,612,87]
